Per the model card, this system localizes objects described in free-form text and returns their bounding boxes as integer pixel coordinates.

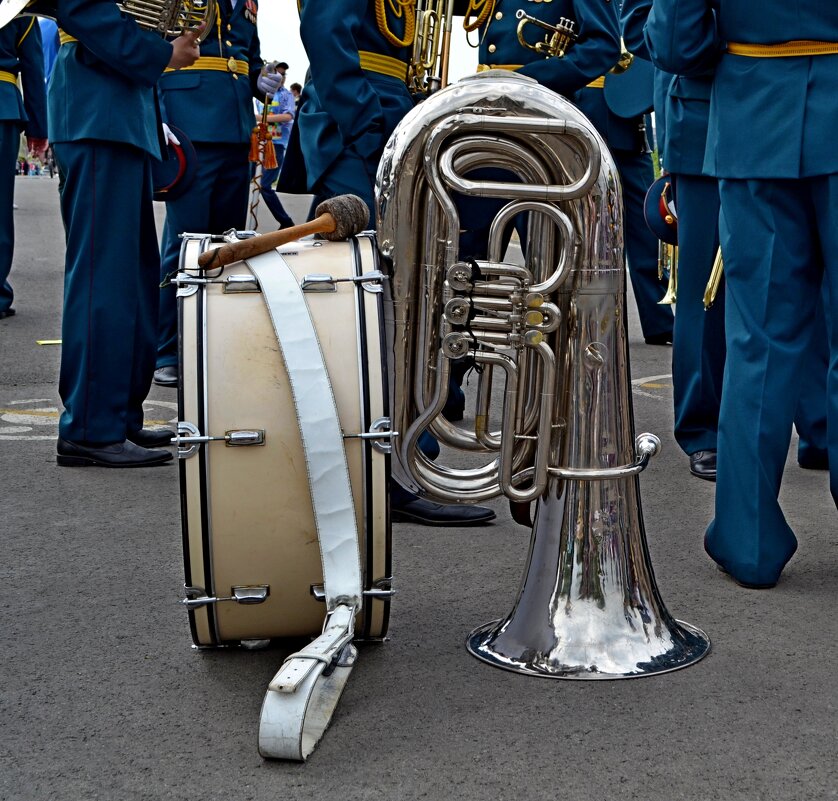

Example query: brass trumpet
[408,0,455,97]
[658,242,678,305]
[515,9,577,58]
[703,247,724,309]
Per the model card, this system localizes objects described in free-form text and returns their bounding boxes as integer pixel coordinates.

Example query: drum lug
[301,273,337,293]
[223,274,261,293]
[310,577,394,603]
[182,584,270,609]
[175,421,266,458]
[343,417,396,454]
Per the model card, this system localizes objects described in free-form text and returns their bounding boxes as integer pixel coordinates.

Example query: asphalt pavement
[1,176,836,801]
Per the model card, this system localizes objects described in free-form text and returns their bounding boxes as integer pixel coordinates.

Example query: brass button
[225,39,232,46]
[488,43,496,54]
[495,11,502,19]
[227,23,232,30]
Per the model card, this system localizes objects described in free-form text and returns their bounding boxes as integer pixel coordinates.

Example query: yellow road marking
[0,409,170,425]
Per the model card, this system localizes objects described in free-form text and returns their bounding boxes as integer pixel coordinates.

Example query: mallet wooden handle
[197,213,336,270]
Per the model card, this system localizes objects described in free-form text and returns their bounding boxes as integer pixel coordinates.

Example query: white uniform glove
[162,123,180,146]
[257,68,284,97]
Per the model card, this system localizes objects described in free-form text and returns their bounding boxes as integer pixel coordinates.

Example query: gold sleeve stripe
[359,50,408,80]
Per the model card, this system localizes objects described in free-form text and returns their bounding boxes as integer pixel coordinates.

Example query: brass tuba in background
[376,70,710,678]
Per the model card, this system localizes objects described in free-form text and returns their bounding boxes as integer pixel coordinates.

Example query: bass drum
[177,233,391,646]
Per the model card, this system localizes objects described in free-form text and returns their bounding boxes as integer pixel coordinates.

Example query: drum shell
[178,235,391,646]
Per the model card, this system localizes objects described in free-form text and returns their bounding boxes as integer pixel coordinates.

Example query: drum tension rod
[301,270,388,292]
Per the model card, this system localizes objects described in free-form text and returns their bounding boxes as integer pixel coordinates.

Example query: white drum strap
[246,251,363,762]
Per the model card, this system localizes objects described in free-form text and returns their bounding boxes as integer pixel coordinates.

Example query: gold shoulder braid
[463,0,495,32]
[375,0,416,48]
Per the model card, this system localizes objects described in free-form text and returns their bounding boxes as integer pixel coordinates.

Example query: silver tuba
[0,0,215,41]
[376,70,710,678]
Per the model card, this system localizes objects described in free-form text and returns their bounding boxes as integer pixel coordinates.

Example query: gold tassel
[263,137,278,170]
[249,124,262,163]
[249,121,278,169]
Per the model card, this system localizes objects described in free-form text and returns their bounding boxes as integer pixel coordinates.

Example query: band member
[573,2,674,346]
[50,1,200,467]
[294,0,496,526]
[0,17,47,321]
[624,0,829,483]
[153,0,273,388]
[646,0,837,587]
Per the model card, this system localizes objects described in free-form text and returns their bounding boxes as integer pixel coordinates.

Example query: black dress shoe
[644,332,673,346]
[798,449,829,470]
[0,308,15,320]
[689,450,717,481]
[56,438,173,467]
[153,365,179,387]
[391,497,496,527]
[128,428,175,448]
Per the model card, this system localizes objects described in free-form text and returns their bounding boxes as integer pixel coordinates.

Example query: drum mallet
[197,194,370,270]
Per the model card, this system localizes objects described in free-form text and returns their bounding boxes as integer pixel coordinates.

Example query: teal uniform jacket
[158,0,262,143]
[50,0,173,445]
[0,18,47,315]
[296,0,415,223]
[155,0,263,369]
[477,0,620,92]
[646,0,838,586]
[50,0,171,156]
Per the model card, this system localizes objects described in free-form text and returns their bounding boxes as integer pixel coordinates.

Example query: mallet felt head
[314,194,370,240]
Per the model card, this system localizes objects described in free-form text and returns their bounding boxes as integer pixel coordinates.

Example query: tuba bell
[0,0,215,41]
[376,70,710,678]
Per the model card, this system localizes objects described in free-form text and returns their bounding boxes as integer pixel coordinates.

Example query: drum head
[604,56,655,119]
